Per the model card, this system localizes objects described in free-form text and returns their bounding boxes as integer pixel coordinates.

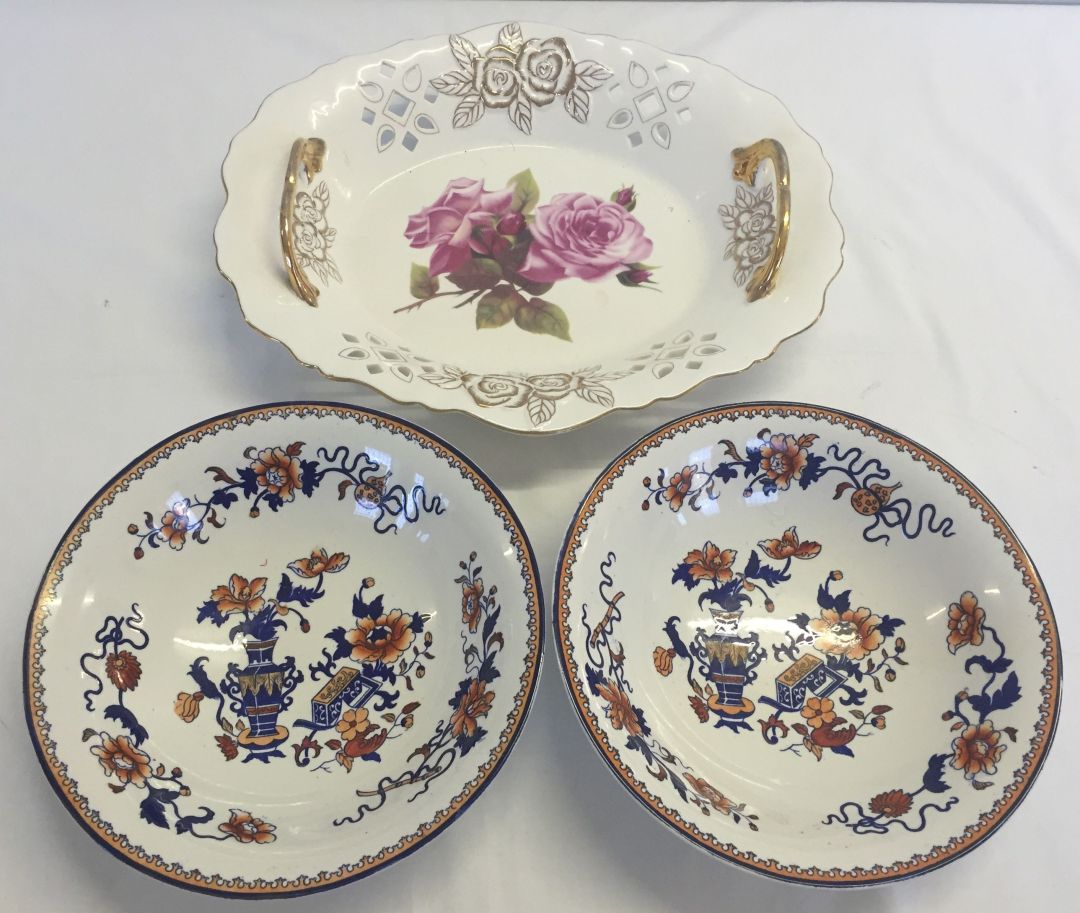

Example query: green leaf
[495,238,530,275]
[514,276,554,296]
[476,285,525,329]
[507,169,540,215]
[447,257,503,291]
[409,263,439,299]
[515,297,572,341]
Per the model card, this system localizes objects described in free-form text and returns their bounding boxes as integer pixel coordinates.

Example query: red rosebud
[300,619,311,633]
[611,186,637,209]
[498,212,525,235]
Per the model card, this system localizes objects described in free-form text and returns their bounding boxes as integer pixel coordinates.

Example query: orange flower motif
[461,578,485,633]
[810,606,884,661]
[174,691,202,723]
[758,526,821,561]
[683,774,736,815]
[451,678,495,738]
[218,809,276,844]
[210,574,268,617]
[683,542,737,583]
[869,789,913,818]
[800,695,836,730]
[595,680,642,735]
[344,608,415,663]
[951,721,1006,779]
[335,707,374,742]
[250,447,302,502]
[287,548,350,578]
[758,433,813,490]
[947,590,986,654]
[158,499,191,550]
[90,734,152,787]
[662,465,701,511]
[105,650,142,691]
[653,646,674,676]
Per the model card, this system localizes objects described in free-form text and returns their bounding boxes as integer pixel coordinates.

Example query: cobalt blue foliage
[139,796,169,829]
[300,459,320,496]
[968,671,1021,719]
[584,662,606,697]
[187,657,222,701]
[714,461,739,482]
[922,753,951,793]
[481,605,501,642]
[478,652,501,685]
[238,466,259,498]
[799,452,827,490]
[964,654,1012,676]
[456,726,486,757]
[276,573,320,608]
[196,599,228,627]
[671,561,697,590]
[877,615,904,638]
[326,627,353,661]
[103,704,149,746]
[209,488,238,509]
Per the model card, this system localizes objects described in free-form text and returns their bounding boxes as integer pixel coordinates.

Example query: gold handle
[280,137,327,307]
[731,138,790,302]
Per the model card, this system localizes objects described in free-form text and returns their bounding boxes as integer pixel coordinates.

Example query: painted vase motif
[225,638,302,762]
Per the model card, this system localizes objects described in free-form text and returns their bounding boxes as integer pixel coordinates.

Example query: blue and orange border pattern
[24,402,543,898]
[554,402,1061,887]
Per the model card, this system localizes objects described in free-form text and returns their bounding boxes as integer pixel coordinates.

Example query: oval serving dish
[24,403,542,897]
[554,403,1059,885]
[216,21,843,433]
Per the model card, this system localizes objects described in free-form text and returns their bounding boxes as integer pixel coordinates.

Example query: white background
[1,1,1077,910]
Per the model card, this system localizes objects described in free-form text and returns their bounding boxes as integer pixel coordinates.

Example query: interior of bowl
[25,404,541,897]
[556,403,1058,885]
[215,21,843,431]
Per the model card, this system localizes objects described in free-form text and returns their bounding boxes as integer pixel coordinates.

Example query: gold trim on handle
[280,137,327,307]
[731,139,790,302]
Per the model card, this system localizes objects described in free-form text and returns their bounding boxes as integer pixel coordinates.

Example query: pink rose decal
[400,169,659,342]
[518,192,653,284]
[405,177,514,277]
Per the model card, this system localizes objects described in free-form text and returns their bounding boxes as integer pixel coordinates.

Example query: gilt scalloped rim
[24,403,543,898]
[554,402,1060,886]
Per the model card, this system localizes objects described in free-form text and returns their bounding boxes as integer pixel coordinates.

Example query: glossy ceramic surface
[24,403,542,897]
[216,21,843,432]
[554,403,1059,885]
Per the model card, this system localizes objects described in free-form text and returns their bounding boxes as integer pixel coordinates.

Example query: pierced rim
[215,21,845,434]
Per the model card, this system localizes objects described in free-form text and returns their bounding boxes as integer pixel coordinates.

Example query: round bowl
[24,403,542,897]
[554,403,1059,885]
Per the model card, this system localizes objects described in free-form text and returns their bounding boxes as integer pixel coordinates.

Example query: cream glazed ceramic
[554,403,1059,885]
[215,21,843,432]
[24,404,542,897]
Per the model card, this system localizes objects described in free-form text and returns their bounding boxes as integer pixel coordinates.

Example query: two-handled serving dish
[216,21,843,432]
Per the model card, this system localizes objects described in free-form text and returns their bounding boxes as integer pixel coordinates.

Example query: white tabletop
[2,1,1078,909]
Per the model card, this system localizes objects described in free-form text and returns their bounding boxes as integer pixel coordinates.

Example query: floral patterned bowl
[215,21,843,432]
[23,403,542,897]
[554,403,1059,885]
